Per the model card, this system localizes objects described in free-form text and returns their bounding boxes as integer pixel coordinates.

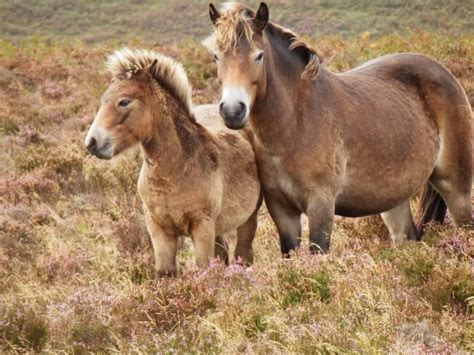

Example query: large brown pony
[204,2,472,254]
[84,49,261,275]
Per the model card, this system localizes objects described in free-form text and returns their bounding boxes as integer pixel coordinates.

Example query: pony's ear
[253,2,269,32]
[209,3,220,25]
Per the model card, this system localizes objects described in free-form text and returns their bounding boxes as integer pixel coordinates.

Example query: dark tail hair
[416,183,447,240]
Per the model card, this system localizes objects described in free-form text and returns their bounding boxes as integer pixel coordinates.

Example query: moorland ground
[0,0,473,353]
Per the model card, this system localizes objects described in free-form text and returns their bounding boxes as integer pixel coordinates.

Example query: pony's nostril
[237,102,246,117]
[87,137,98,152]
[219,102,226,117]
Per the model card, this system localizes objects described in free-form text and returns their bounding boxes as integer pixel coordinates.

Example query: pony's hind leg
[215,235,229,265]
[381,200,417,245]
[428,125,472,227]
[426,76,472,227]
[235,209,258,265]
[429,175,472,228]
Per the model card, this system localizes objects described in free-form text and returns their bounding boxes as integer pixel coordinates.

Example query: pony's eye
[213,53,219,62]
[255,52,264,62]
[118,99,132,107]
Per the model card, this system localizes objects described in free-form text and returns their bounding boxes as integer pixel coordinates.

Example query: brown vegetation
[0,30,472,352]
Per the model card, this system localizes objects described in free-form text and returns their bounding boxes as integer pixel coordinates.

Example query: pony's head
[204,2,321,129]
[85,49,192,159]
[203,2,268,129]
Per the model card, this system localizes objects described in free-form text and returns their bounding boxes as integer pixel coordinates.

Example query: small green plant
[1,305,49,352]
[376,248,397,262]
[244,314,268,339]
[402,252,434,285]
[70,320,113,353]
[0,117,19,135]
[278,266,331,308]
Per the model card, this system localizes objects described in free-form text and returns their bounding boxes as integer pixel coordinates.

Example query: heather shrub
[17,124,44,145]
[0,117,19,135]
[40,250,92,283]
[278,266,331,308]
[69,320,113,353]
[0,219,42,265]
[14,143,83,178]
[0,171,60,204]
[0,25,472,353]
[83,149,141,194]
[144,274,218,331]
[0,304,49,352]
[111,204,154,284]
[402,247,434,284]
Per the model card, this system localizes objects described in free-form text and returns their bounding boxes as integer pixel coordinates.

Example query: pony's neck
[141,88,207,170]
[250,29,308,149]
[250,28,331,153]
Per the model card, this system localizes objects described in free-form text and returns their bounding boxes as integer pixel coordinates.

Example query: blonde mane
[106,48,193,113]
[203,2,322,80]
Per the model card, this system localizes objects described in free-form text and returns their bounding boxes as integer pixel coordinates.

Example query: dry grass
[0,32,473,353]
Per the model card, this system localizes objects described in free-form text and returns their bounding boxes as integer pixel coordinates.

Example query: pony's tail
[416,183,447,240]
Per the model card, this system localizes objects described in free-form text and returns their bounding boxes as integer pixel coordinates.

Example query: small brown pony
[85,49,261,275]
[204,2,472,254]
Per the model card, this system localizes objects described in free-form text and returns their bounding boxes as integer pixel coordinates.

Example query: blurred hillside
[1,0,473,43]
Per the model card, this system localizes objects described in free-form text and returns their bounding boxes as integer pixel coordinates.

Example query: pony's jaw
[219,86,251,129]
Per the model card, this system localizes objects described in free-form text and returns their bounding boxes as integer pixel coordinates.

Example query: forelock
[203,2,256,52]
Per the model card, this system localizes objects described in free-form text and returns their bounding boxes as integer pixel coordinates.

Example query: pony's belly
[335,158,436,217]
[335,112,440,216]
[335,200,399,217]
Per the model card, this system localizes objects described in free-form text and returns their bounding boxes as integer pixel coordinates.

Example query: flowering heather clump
[0,304,49,352]
[41,251,92,282]
[0,32,472,353]
[0,171,59,204]
[439,233,472,257]
[41,80,65,99]
[0,219,42,268]
[17,125,44,145]
[14,144,84,177]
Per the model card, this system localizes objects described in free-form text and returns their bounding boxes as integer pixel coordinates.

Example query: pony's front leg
[306,192,335,253]
[191,218,216,268]
[145,211,178,277]
[265,193,302,256]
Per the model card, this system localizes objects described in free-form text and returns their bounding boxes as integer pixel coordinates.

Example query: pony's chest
[138,166,217,235]
[262,155,304,203]
[140,188,195,235]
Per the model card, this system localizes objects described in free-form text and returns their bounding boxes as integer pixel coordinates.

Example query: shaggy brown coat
[206,2,472,254]
[85,49,261,275]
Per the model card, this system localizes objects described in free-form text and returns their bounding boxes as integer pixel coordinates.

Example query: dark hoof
[309,243,329,254]
[280,236,300,257]
[156,269,177,278]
